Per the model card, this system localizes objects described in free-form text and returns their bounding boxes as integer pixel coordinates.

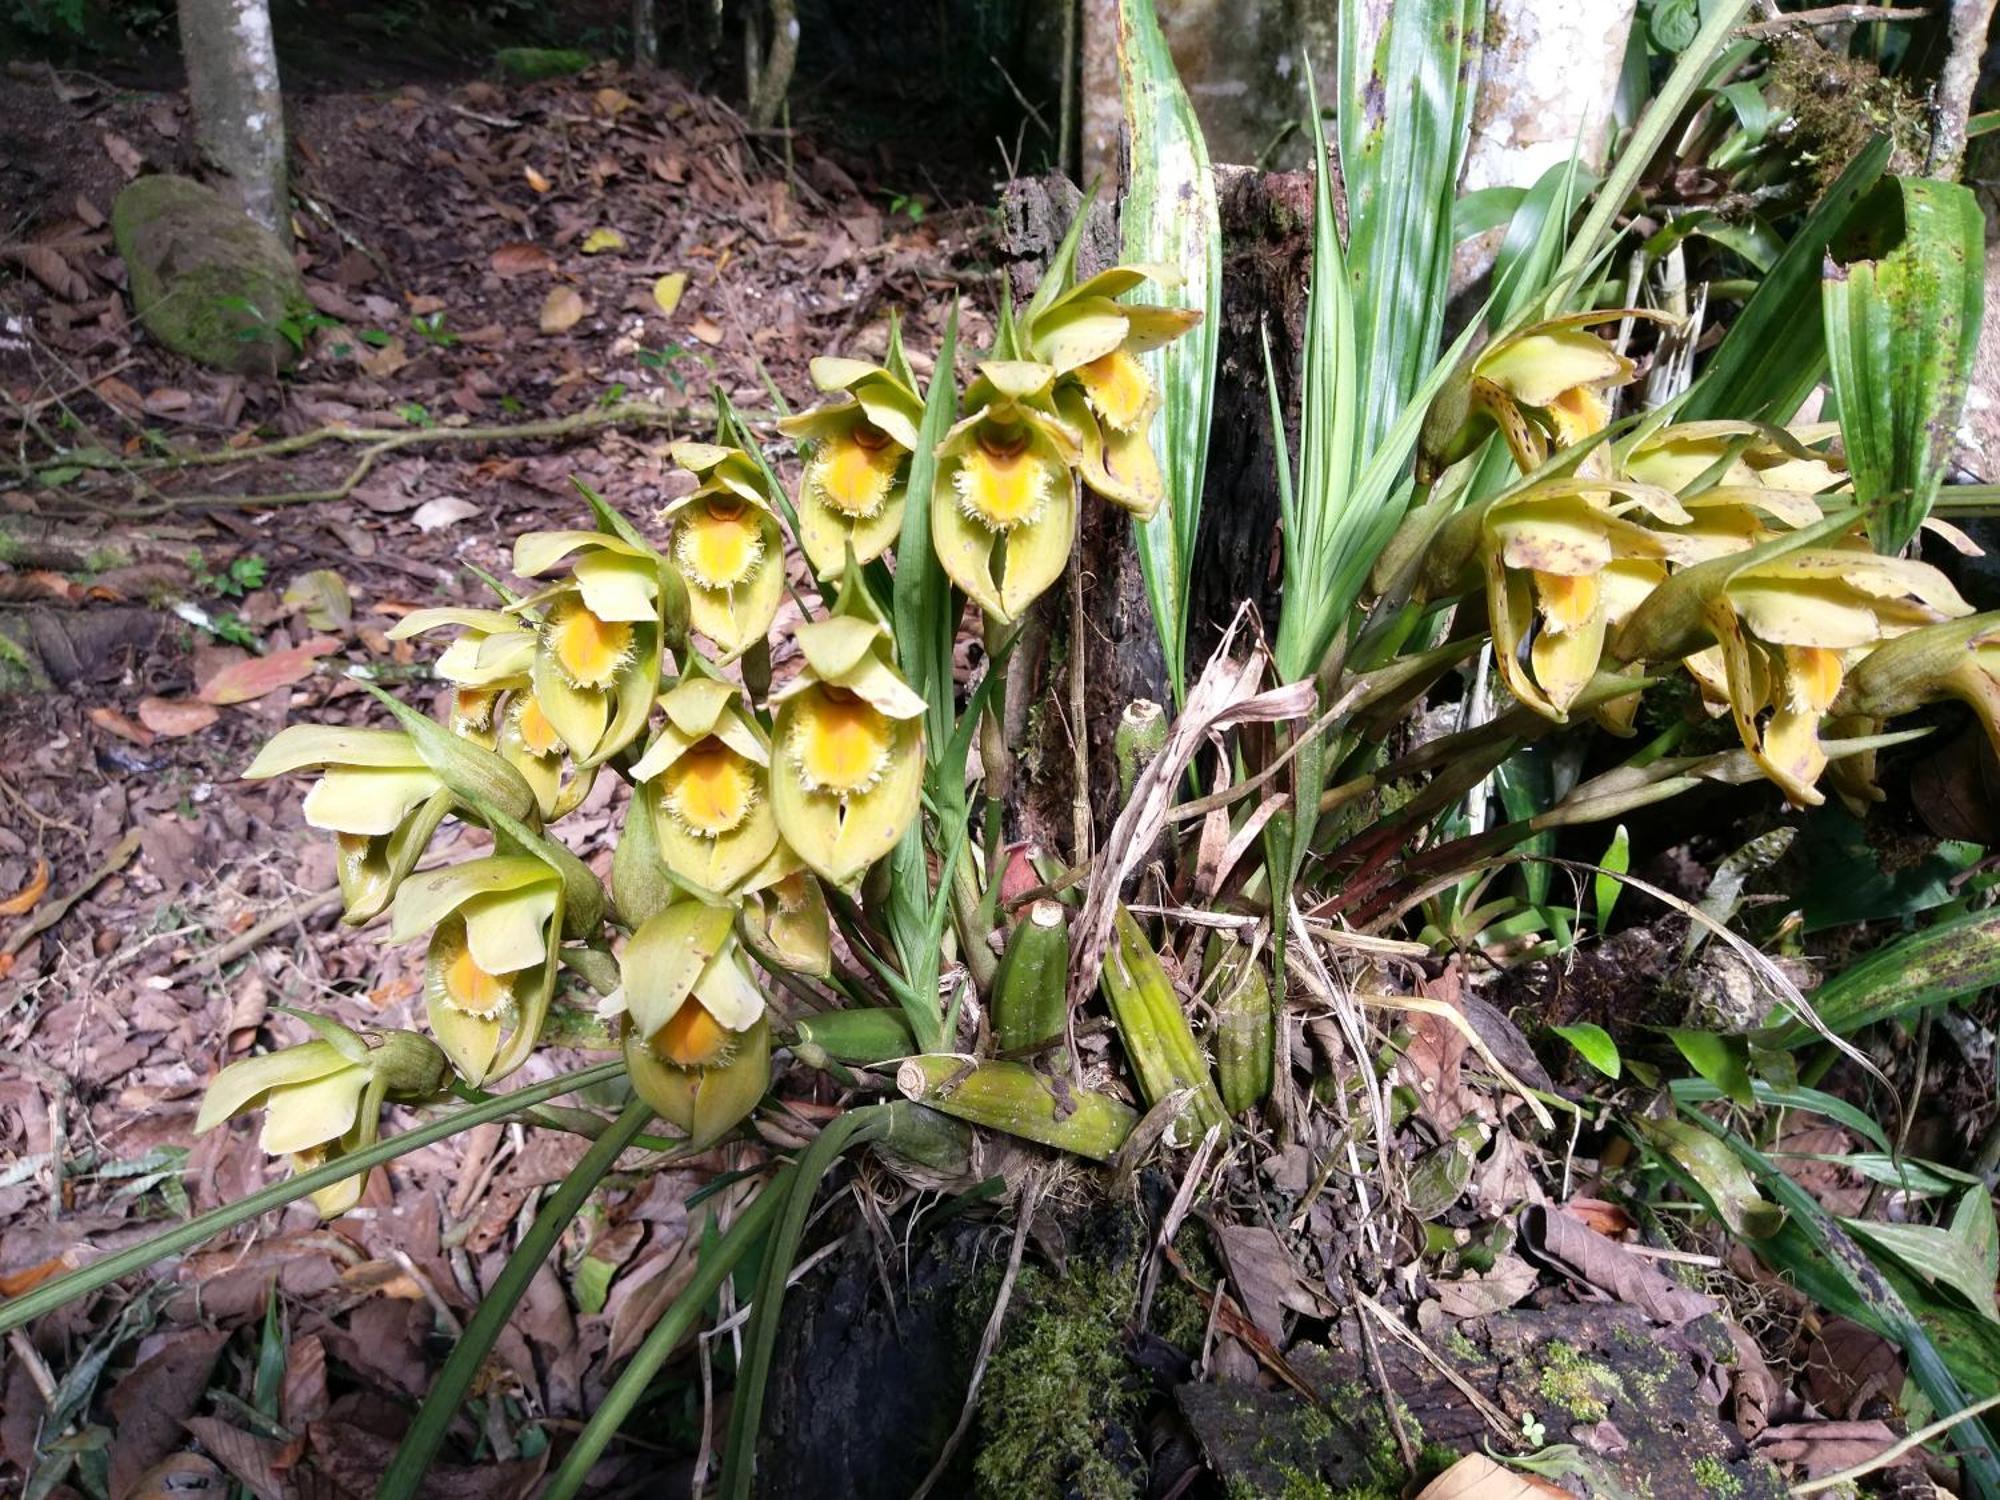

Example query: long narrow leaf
[1339,0,1485,453]
[0,1060,628,1336]
[1681,135,1892,424]
[543,1166,793,1499]
[1825,175,1987,551]
[380,1099,655,1499]
[1765,905,2000,1046]
[1116,0,1219,704]
[892,304,961,754]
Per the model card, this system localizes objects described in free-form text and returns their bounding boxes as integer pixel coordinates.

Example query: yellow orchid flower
[1841,613,2000,763]
[393,855,566,1085]
[769,614,927,887]
[511,530,669,765]
[244,725,454,924]
[1026,262,1200,520]
[1621,421,1848,497]
[776,356,924,575]
[1422,314,1648,481]
[663,441,787,658]
[628,676,780,897]
[1614,524,1972,804]
[195,1017,448,1217]
[1431,478,1695,720]
[931,361,1082,621]
[619,902,771,1148]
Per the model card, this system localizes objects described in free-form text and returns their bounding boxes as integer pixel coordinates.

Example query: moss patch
[1536,1341,1622,1424]
[493,47,594,81]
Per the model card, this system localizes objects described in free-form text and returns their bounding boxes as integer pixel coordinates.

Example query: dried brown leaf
[539,285,587,334]
[196,638,341,705]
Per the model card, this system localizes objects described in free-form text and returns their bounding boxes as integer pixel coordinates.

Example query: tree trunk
[747,0,799,131]
[632,0,660,70]
[1450,0,1637,301]
[1079,0,1122,192]
[176,0,289,248]
[1001,168,1315,847]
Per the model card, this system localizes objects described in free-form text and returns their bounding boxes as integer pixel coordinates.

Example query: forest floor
[0,40,1995,1500]
[0,55,990,1497]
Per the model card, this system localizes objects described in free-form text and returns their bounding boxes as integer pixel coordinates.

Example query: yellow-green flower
[1423,314,1643,480]
[769,614,926,886]
[511,530,669,765]
[628,676,779,896]
[195,1018,448,1217]
[244,725,453,923]
[495,692,595,822]
[1435,479,1693,720]
[1026,263,1200,520]
[1621,421,1847,497]
[389,606,537,693]
[393,856,566,1085]
[619,901,771,1147]
[663,441,786,657]
[931,361,1082,621]
[738,840,831,978]
[1615,531,1971,804]
[777,357,923,575]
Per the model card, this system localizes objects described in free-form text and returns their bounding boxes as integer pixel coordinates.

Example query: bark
[176,0,289,248]
[1079,0,1122,192]
[1450,0,1638,301]
[1935,0,2000,177]
[632,0,659,69]
[1001,168,1315,844]
[747,0,799,131]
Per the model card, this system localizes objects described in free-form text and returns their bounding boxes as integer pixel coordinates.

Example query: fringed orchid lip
[810,420,901,519]
[1077,347,1152,433]
[955,423,1052,531]
[788,686,896,796]
[432,924,516,1021]
[675,496,766,590]
[653,998,736,1068]
[1533,570,1599,635]
[546,599,635,690]
[451,687,501,734]
[512,695,566,759]
[660,737,759,837]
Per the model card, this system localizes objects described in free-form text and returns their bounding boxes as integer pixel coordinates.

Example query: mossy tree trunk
[176,0,289,249]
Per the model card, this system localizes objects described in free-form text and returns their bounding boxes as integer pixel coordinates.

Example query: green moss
[1691,1455,1743,1496]
[1154,1226,1221,1353]
[1444,1329,1481,1363]
[1536,1341,1621,1424]
[493,47,593,80]
[971,1258,1140,1499]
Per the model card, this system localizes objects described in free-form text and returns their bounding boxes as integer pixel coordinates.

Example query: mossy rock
[111,175,310,378]
[493,47,593,82]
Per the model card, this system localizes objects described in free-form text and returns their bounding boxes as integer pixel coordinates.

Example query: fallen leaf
[142,388,192,417]
[197,638,341,705]
[1433,1254,1539,1319]
[652,272,687,316]
[16,244,89,301]
[490,241,553,277]
[411,495,479,532]
[108,1330,229,1498]
[282,569,353,632]
[357,335,409,379]
[524,165,551,193]
[101,130,144,178]
[581,227,626,254]
[594,86,634,115]
[539,286,587,334]
[0,861,50,918]
[690,316,724,345]
[1413,1454,1567,1500]
[138,697,220,738]
[125,1454,225,1499]
[89,705,156,747]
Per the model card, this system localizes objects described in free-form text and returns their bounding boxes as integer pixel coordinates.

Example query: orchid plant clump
[200,251,1201,1210]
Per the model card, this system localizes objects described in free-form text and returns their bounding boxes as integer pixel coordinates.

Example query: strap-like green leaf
[1825,175,1988,552]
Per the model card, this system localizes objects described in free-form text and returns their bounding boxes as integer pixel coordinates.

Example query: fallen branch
[30,400,707,518]
[1740,4,1930,33]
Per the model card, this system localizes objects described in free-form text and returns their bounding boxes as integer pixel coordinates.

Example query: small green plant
[187,551,268,600]
[410,311,459,348]
[395,401,435,429]
[885,191,928,224]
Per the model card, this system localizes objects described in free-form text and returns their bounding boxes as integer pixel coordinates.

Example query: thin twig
[171,885,346,980]
[1740,4,1930,33]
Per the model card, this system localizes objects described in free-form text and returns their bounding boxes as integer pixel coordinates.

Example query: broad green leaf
[1767,905,2000,1046]
[1667,1029,1754,1109]
[1825,176,1987,551]
[1845,1193,2000,1321]
[1553,1022,1621,1080]
[1116,0,1219,705]
[1634,1115,1783,1239]
[891,305,959,756]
